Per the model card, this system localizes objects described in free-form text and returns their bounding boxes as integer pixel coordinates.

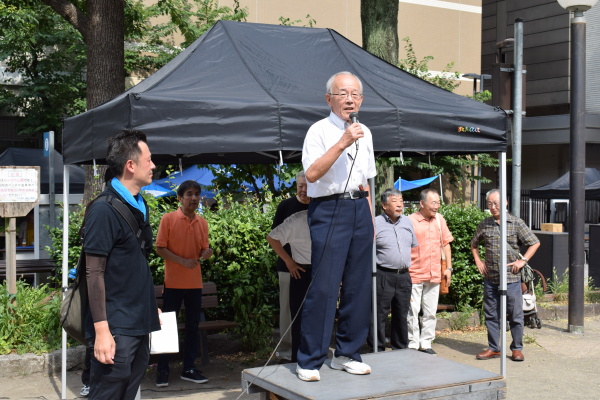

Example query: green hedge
[40,196,488,356]
[201,195,279,351]
[438,203,488,310]
[47,194,279,352]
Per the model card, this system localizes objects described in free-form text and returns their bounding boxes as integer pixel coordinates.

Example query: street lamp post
[557,0,597,333]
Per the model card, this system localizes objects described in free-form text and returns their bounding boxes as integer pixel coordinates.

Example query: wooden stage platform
[241,350,506,399]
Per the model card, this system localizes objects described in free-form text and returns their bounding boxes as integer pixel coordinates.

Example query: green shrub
[201,194,279,351]
[438,203,488,310]
[0,281,63,354]
[547,268,569,302]
[46,202,86,280]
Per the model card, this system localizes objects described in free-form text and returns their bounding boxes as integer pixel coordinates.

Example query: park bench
[0,259,56,287]
[154,281,238,365]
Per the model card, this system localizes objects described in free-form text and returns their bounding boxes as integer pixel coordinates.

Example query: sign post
[0,166,40,298]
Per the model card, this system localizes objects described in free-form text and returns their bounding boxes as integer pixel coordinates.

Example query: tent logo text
[457,126,481,133]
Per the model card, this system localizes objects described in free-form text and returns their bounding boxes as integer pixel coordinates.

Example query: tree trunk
[43,0,125,204]
[361,0,399,65]
[87,0,125,109]
[362,0,399,205]
[83,0,125,204]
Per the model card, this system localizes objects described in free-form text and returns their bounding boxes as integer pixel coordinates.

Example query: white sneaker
[79,385,90,397]
[296,365,320,381]
[330,355,371,375]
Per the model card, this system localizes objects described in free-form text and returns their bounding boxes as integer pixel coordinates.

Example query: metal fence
[478,189,600,230]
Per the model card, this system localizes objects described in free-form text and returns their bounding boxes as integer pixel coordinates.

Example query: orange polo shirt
[408,212,453,284]
[156,208,209,289]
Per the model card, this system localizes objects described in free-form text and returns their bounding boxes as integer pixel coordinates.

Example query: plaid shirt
[471,214,539,285]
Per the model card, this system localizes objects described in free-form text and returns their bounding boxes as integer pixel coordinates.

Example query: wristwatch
[521,256,528,263]
[446,267,453,272]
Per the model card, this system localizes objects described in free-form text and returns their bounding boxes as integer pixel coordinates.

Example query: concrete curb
[0,345,85,378]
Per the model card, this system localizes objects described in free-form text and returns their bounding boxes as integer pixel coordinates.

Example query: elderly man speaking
[297,71,376,382]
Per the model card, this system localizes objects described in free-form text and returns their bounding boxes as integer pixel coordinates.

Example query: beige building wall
[219,0,482,97]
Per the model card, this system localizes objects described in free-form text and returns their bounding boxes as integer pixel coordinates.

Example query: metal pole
[6,218,17,297]
[369,176,378,352]
[49,131,55,229]
[511,19,524,218]
[499,152,507,378]
[568,10,586,334]
[61,165,70,399]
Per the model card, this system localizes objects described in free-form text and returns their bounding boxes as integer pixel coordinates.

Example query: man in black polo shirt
[83,130,161,400]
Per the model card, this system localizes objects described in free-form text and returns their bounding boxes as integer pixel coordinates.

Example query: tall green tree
[2,0,246,202]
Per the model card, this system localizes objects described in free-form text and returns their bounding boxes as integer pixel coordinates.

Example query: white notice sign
[0,168,39,202]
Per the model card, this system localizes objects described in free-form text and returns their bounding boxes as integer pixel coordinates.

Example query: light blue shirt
[375,213,418,270]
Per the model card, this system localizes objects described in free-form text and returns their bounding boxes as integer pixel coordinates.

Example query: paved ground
[2,315,599,400]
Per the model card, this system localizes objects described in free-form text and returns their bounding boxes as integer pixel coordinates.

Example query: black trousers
[82,345,93,386]
[157,287,202,373]
[89,334,149,400]
[368,268,412,351]
[290,265,311,362]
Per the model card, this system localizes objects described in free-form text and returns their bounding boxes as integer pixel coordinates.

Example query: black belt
[377,266,409,274]
[313,191,369,202]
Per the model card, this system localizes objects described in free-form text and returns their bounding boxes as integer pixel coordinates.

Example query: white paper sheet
[150,311,179,354]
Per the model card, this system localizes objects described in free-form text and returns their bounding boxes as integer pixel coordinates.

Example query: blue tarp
[142,165,293,198]
[394,175,439,191]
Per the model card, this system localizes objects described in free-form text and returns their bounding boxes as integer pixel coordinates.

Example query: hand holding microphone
[342,112,362,150]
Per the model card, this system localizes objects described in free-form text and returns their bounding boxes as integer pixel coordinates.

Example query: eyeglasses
[428,201,441,206]
[329,92,363,100]
[487,202,501,208]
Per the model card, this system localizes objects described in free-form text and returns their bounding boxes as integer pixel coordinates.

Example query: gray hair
[296,170,306,180]
[420,188,439,202]
[486,188,500,201]
[380,188,403,204]
[326,71,363,94]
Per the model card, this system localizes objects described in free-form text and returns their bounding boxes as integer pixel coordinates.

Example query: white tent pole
[438,175,443,203]
[499,152,507,378]
[61,165,70,399]
[369,176,378,352]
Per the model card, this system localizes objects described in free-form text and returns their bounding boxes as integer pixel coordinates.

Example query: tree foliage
[381,37,499,197]
[208,164,301,203]
[398,37,461,94]
[0,1,86,137]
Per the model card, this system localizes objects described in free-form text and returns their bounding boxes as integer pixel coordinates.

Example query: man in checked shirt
[471,189,540,362]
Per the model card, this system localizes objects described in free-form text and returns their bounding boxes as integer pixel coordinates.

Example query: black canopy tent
[60,21,511,393]
[62,21,507,166]
[529,168,600,200]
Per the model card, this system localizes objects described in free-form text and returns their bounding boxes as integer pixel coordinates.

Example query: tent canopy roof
[63,21,507,166]
[529,168,600,199]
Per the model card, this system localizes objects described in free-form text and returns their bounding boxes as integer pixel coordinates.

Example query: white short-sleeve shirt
[302,111,376,198]
[268,210,311,265]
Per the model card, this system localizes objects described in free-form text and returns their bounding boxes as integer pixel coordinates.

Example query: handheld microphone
[349,112,359,150]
